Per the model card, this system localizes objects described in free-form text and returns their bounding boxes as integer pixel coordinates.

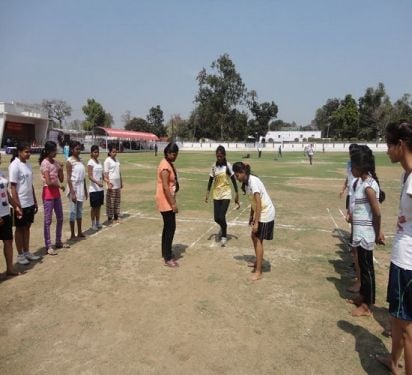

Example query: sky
[0,0,411,128]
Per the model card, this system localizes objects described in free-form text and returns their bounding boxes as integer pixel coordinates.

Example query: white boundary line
[326,207,349,249]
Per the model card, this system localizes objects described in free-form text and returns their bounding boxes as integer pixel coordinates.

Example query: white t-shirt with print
[104,157,121,189]
[87,159,104,193]
[392,172,412,270]
[8,158,34,208]
[245,175,275,223]
[0,172,10,217]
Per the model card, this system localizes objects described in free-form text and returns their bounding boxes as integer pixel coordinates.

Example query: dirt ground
[0,155,401,374]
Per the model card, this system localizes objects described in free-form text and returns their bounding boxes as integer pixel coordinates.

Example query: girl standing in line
[39,141,69,255]
[66,141,87,239]
[103,145,123,224]
[0,152,22,276]
[205,145,239,246]
[349,145,385,316]
[87,145,104,230]
[9,142,40,265]
[377,121,412,374]
[232,162,275,281]
[156,143,179,267]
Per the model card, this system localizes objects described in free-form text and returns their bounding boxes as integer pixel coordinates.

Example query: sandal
[47,248,58,256]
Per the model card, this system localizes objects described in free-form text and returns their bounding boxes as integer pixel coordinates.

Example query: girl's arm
[58,161,64,183]
[66,161,76,202]
[84,179,88,200]
[340,177,348,198]
[366,187,385,244]
[120,172,123,189]
[252,192,262,232]
[9,183,21,208]
[7,191,22,217]
[230,175,240,208]
[32,185,38,213]
[104,171,112,190]
[161,169,177,213]
[205,176,213,203]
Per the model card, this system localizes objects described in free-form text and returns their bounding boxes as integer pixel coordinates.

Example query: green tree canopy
[82,98,106,131]
[194,53,247,140]
[248,98,278,137]
[125,117,150,132]
[330,95,359,139]
[147,105,166,137]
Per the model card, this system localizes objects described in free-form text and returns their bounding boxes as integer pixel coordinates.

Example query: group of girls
[156,143,275,281]
[0,141,122,276]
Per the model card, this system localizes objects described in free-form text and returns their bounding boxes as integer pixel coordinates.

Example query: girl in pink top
[39,141,69,255]
[155,143,179,267]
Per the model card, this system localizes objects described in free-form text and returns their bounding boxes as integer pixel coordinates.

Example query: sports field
[0,149,401,374]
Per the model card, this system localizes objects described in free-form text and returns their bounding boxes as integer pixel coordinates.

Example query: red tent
[96,127,159,141]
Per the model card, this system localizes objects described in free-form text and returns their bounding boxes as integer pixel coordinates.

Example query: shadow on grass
[338,320,390,375]
[173,243,188,261]
[233,254,271,273]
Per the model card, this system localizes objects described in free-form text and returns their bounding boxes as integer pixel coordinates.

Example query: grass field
[0,149,403,374]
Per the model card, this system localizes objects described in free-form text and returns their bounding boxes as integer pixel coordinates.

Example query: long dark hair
[39,141,57,165]
[10,141,30,163]
[351,145,385,203]
[68,141,81,157]
[232,161,252,194]
[164,142,179,193]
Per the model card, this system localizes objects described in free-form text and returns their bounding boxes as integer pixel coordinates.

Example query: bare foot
[250,273,262,281]
[351,303,372,317]
[77,233,86,238]
[376,354,400,374]
[6,269,19,277]
[70,235,77,240]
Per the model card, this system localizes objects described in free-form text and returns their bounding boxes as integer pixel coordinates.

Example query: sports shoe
[221,237,227,247]
[24,252,40,261]
[91,225,98,231]
[96,223,103,229]
[17,254,30,265]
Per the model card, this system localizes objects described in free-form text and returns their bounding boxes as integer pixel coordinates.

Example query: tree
[147,105,166,137]
[42,99,72,129]
[103,112,114,128]
[82,98,106,131]
[121,110,132,127]
[249,99,278,137]
[125,117,150,132]
[166,114,191,140]
[358,83,391,141]
[195,53,247,140]
[312,98,340,137]
[392,94,412,123]
[330,95,359,139]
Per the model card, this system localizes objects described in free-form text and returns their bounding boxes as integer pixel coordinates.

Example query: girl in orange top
[156,143,179,267]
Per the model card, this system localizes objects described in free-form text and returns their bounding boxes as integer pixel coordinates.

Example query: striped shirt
[352,176,380,251]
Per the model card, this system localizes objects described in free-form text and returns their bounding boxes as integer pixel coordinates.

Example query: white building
[0,102,49,147]
[264,130,322,143]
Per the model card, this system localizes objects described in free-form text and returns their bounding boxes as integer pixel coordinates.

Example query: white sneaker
[96,223,103,229]
[24,252,40,261]
[17,254,30,265]
[221,237,227,247]
[91,225,98,231]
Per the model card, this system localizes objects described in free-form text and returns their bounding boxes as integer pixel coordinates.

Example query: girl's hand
[98,182,104,188]
[172,203,178,213]
[252,221,258,233]
[249,217,254,226]
[34,203,38,214]
[15,206,23,219]
[107,182,113,190]
[234,193,240,210]
[205,192,209,203]
[71,191,77,203]
[376,232,385,245]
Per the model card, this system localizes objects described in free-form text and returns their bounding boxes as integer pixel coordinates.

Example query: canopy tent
[95,127,159,141]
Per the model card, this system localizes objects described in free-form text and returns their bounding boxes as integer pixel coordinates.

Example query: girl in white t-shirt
[104,145,123,224]
[232,162,275,281]
[66,141,87,239]
[377,121,412,373]
[0,152,22,277]
[87,145,104,230]
[8,142,39,265]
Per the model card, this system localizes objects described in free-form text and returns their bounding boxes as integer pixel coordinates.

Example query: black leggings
[213,199,230,237]
[357,246,375,306]
[161,210,176,261]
